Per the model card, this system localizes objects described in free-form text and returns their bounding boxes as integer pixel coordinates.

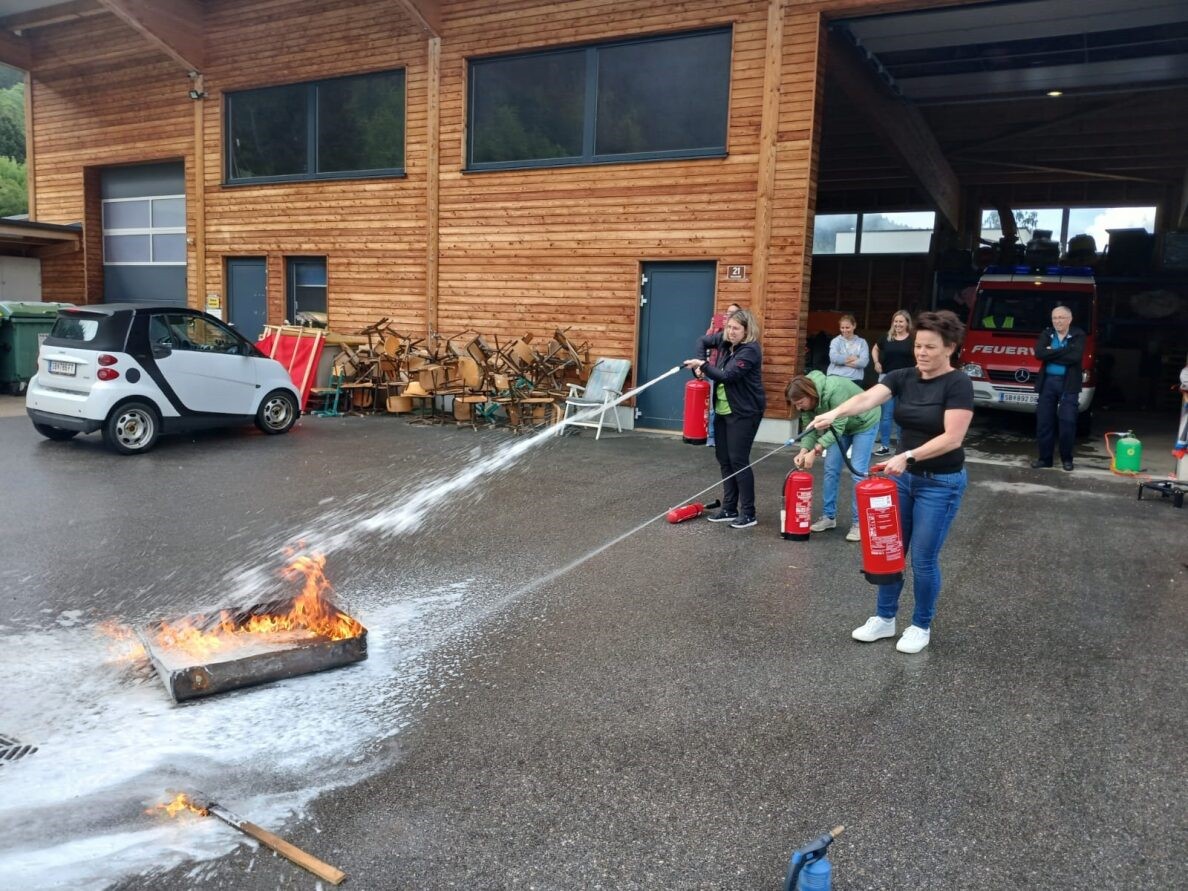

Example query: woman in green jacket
[785,370,880,542]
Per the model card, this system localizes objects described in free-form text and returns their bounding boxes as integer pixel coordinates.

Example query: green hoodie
[796,370,880,452]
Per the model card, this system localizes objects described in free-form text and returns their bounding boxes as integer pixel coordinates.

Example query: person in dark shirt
[807,310,974,654]
[1030,305,1085,471]
[684,309,766,529]
[871,309,915,456]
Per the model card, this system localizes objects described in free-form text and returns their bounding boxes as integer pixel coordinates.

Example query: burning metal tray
[137,596,367,702]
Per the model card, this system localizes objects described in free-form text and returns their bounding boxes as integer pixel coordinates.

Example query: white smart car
[26,303,301,454]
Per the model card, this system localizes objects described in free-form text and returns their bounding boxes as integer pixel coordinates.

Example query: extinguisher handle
[869,463,886,474]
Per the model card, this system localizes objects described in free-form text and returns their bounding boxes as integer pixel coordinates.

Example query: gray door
[100,162,186,305]
[635,262,716,430]
[227,258,267,342]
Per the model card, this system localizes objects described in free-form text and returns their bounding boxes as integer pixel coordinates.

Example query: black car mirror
[152,341,172,359]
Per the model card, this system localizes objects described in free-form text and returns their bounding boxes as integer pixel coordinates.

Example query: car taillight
[98,354,118,366]
[97,368,120,381]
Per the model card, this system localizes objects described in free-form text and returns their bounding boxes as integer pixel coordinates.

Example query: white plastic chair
[562,358,631,439]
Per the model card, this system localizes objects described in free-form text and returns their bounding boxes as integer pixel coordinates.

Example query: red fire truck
[958,265,1097,432]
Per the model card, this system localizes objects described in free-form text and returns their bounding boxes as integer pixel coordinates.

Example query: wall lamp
[188,72,206,101]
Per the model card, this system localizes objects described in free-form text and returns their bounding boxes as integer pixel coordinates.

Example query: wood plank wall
[25,0,972,417]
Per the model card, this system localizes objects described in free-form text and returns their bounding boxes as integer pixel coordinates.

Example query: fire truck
[958,265,1097,433]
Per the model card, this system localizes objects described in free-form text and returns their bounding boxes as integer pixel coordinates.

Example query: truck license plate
[1000,391,1036,405]
[48,360,76,376]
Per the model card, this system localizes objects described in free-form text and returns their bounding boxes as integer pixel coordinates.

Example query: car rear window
[44,311,132,352]
[50,316,100,341]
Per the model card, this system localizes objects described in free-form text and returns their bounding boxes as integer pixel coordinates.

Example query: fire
[147,792,207,818]
[97,619,146,662]
[153,550,363,658]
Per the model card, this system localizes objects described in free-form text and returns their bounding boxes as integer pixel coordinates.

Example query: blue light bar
[984,265,1094,277]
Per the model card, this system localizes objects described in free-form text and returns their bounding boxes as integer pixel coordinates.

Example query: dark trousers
[713,413,761,516]
[1036,375,1077,463]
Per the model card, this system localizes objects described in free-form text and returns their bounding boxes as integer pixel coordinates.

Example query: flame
[147,792,207,818]
[97,619,147,662]
[153,551,363,658]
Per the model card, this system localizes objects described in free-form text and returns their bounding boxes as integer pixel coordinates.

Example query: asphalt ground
[0,395,1184,889]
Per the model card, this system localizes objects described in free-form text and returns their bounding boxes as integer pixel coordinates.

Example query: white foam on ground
[0,582,472,890]
[973,479,1113,498]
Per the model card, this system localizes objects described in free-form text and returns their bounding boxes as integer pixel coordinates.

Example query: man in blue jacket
[1031,305,1084,471]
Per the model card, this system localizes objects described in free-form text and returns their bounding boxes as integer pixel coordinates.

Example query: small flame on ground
[153,550,363,658]
[147,792,207,818]
[96,620,146,662]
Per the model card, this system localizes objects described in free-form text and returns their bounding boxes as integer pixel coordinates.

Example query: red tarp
[256,329,325,411]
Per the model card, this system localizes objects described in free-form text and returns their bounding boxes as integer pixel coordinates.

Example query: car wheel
[255,390,298,434]
[33,422,78,441]
[102,401,160,454]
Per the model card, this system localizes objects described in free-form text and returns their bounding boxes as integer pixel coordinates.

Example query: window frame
[101,195,187,267]
[812,211,936,256]
[224,69,407,186]
[465,27,733,173]
[286,257,328,322]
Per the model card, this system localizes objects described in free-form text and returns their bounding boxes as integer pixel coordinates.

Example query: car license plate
[48,360,76,376]
[1000,391,1037,405]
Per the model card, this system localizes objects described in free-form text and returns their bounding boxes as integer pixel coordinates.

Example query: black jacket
[1033,325,1086,395]
[697,333,766,418]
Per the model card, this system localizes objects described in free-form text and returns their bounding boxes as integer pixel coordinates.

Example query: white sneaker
[810,516,837,532]
[852,615,896,642]
[896,625,931,653]
[845,525,861,542]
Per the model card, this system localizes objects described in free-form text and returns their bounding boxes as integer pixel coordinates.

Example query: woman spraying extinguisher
[807,311,974,654]
[684,309,765,529]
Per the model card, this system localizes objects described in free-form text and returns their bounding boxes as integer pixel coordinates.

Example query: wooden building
[3,0,1187,433]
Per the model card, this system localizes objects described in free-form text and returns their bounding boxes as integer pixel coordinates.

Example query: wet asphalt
[1,397,1185,889]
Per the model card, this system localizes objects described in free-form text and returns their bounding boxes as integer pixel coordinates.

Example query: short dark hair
[915,310,965,366]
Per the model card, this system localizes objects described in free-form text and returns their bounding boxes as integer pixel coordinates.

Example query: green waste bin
[0,302,68,394]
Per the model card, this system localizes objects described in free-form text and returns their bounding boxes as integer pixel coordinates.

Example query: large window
[102,196,186,265]
[468,28,731,171]
[226,70,405,184]
[813,211,935,255]
[978,206,1157,253]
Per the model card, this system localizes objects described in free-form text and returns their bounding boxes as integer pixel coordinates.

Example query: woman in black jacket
[684,309,766,528]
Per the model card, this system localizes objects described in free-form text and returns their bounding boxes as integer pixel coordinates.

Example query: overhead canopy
[0,217,81,258]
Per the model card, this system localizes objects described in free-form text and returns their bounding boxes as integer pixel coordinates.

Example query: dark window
[226,71,405,184]
[973,288,1094,334]
[287,258,327,322]
[468,28,731,171]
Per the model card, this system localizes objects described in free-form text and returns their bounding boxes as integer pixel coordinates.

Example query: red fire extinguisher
[780,470,813,540]
[855,467,905,585]
[682,378,711,444]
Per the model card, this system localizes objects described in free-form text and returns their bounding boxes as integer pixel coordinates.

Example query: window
[468,28,731,171]
[812,211,935,255]
[102,196,186,266]
[151,313,244,354]
[978,206,1157,253]
[287,258,326,322]
[226,70,405,184]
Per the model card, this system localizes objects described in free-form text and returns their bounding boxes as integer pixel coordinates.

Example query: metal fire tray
[137,597,368,702]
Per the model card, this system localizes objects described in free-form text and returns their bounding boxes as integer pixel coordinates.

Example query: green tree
[0,82,25,162]
[0,155,27,217]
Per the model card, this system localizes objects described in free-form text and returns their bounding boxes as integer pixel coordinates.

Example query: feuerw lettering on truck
[958,265,1097,420]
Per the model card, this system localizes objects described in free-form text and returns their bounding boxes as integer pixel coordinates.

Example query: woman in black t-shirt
[871,310,915,456]
[807,311,974,654]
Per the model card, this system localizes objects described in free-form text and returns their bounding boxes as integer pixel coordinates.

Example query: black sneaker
[873,446,891,457]
[729,514,757,529]
[706,508,739,523]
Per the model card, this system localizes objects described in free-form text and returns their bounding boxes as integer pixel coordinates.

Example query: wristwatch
[904,449,916,465]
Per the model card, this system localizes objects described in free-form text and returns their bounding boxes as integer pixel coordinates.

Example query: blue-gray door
[635,262,716,430]
[227,257,267,342]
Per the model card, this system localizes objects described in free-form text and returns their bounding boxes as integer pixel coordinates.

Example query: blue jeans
[877,396,900,449]
[822,426,877,524]
[876,469,968,629]
[1036,375,1077,464]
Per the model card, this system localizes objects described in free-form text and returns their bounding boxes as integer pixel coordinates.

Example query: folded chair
[562,358,631,439]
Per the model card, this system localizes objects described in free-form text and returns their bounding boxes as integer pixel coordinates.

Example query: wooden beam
[425,36,441,336]
[24,71,35,218]
[749,0,786,326]
[0,1,102,33]
[33,239,82,260]
[960,157,1165,184]
[395,0,440,38]
[0,29,31,70]
[96,0,203,72]
[827,30,960,230]
[193,82,206,314]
